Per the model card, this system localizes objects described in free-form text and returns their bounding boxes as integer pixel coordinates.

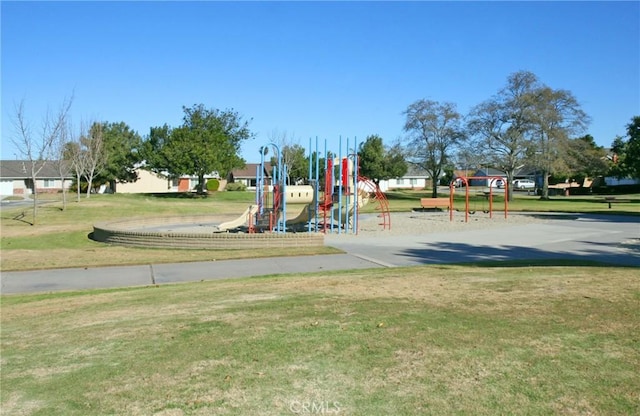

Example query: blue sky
[2,1,639,163]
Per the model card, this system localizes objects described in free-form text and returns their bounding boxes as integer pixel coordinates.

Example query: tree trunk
[197,174,205,194]
[61,181,67,211]
[30,176,37,226]
[431,177,438,198]
[539,170,551,200]
[76,172,82,202]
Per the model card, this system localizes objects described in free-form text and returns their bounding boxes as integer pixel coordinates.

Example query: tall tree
[140,124,173,176]
[610,116,640,180]
[150,104,254,194]
[402,100,466,198]
[358,135,407,187]
[9,95,73,225]
[563,134,609,182]
[96,122,143,190]
[529,86,590,199]
[625,116,640,178]
[466,71,539,201]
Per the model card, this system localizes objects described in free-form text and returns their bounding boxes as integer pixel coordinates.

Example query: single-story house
[0,160,73,196]
[114,169,176,193]
[378,165,431,192]
[228,163,272,190]
[468,168,508,187]
[114,160,220,193]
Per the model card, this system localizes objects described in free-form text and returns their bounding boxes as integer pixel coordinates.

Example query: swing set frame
[450,176,509,223]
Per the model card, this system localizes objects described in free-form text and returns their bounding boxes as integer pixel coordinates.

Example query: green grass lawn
[2,265,638,415]
[2,191,639,415]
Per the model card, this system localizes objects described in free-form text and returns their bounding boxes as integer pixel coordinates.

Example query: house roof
[0,160,65,179]
[473,168,507,177]
[403,165,430,178]
[231,162,272,179]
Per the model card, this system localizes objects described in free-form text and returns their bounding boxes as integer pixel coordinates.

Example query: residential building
[0,160,72,196]
[228,163,272,190]
[377,165,430,192]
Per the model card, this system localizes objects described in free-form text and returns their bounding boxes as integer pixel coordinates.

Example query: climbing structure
[309,136,390,234]
[253,143,288,233]
[358,176,391,230]
[250,137,391,234]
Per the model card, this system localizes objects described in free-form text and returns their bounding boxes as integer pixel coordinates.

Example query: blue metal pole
[345,137,350,234]
[308,137,312,233]
[338,136,343,235]
[354,137,359,234]
[281,163,287,232]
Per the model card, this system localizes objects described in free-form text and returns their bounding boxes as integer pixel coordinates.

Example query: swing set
[450,176,509,223]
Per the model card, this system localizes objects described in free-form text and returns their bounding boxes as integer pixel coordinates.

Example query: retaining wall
[93,215,324,249]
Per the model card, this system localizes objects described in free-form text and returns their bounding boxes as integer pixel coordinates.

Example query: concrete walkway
[1,213,638,294]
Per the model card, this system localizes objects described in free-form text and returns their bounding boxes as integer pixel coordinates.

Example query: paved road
[1,213,638,294]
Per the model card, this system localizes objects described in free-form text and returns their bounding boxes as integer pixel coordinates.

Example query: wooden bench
[602,197,631,209]
[420,197,451,210]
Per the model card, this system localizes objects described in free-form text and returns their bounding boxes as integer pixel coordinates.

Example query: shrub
[206,178,220,192]
[225,182,247,192]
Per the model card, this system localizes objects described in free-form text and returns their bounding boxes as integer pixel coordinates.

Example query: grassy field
[2,191,639,415]
[2,265,638,415]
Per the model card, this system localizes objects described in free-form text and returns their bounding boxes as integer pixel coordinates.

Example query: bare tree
[402,99,466,198]
[10,96,73,225]
[65,123,88,203]
[81,122,107,197]
[50,119,74,210]
[466,71,540,201]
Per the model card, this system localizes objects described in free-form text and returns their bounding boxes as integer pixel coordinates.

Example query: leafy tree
[625,116,640,178]
[140,124,173,175]
[562,134,608,183]
[357,135,407,187]
[610,116,640,179]
[270,144,308,185]
[95,122,143,190]
[146,104,254,194]
[402,100,466,198]
[528,86,590,199]
[466,71,539,201]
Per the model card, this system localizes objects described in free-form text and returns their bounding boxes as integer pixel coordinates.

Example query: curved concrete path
[1,213,638,294]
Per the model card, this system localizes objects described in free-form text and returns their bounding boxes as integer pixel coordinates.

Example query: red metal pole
[449,183,454,222]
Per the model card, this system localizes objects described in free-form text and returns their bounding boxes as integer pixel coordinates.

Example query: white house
[377,166,430,192]
[0,160,73,196]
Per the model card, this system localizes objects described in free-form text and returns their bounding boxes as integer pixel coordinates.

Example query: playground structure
[247,137,390,234]
[449,176,509,222]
